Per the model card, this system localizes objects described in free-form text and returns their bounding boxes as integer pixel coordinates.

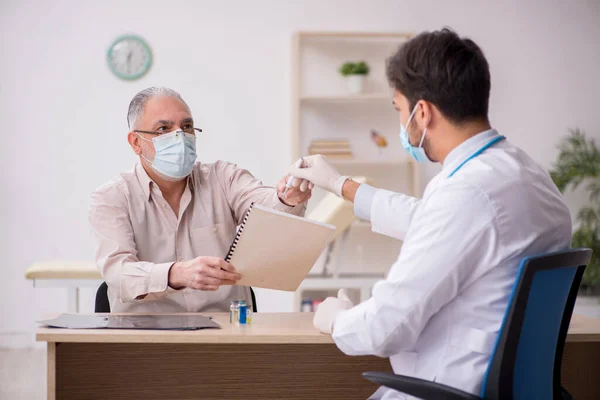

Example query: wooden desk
[37,313,391,399]
[560,314,600,399]
[37,313,600,400]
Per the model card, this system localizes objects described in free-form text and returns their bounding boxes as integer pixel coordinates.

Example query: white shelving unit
[300,93,392,104]
[291,31,416,312]
[330,159,411,167]
[298,275,383,305]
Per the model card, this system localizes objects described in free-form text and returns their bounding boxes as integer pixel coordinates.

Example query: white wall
[1,0,599,346]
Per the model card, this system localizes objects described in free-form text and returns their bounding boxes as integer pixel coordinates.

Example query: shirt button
[212,226,218,233]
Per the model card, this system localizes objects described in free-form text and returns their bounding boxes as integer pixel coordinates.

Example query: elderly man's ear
[127,131,142,155]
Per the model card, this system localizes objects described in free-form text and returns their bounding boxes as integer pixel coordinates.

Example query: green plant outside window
[550,129,600,291]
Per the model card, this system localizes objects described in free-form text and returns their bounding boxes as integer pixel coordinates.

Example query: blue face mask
[400,104,430,163]
[137,129,197,180]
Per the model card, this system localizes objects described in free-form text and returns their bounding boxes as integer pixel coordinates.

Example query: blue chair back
[481,248,591,400]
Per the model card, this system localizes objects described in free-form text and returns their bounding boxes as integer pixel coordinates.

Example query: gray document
[38,314,221,330]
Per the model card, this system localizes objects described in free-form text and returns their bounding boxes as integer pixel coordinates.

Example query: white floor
[1,297,599,400]
[0,348,45,400]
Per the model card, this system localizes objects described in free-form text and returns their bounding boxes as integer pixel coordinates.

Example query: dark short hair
[386,28,490,124]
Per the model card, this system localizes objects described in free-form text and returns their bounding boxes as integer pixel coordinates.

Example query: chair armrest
[362,372,481,400]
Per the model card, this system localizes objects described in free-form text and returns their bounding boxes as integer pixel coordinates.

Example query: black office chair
[95,282,258,313]
[362,248,592,400]
[95,282,111,313]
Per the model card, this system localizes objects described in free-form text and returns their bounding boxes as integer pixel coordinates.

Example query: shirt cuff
[353,184,377,221]
[331,300,372,355]
[274,196,306,216]
[148,262,174,293]
[274,198,295,212]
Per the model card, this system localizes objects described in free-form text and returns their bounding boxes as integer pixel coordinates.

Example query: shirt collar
[442,129,500,173]
[135,162,154,200]
[134,162,195,201]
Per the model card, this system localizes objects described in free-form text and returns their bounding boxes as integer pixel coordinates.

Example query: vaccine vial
[230,300,239,324]
[246,306,253,324]
[301,299,313,312]
[238,300,247,325]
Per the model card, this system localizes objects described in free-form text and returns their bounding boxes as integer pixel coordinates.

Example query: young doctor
[287,29,572,399]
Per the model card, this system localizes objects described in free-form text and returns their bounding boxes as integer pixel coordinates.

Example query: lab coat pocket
[190,223,235,258]
[436,325,498,393]
[389,351,418,376]
[449,325,497,355]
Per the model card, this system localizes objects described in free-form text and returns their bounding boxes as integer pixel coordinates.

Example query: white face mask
[399,103,431,163]
[137,129,197,179]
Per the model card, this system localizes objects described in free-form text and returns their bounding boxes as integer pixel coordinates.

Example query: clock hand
[127,51,132,73]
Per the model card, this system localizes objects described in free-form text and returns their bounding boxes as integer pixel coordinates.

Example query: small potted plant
[339,61,370,94]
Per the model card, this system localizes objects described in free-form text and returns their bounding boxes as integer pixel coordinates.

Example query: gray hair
[127,87,189,129]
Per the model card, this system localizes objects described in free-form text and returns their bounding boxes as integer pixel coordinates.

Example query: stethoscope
[447,135,506,178]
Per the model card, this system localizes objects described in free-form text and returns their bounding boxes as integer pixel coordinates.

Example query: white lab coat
[332,130,572,400]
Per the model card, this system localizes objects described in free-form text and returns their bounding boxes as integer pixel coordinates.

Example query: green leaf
[339,62,355,76]
[353,61,369,75]
[576,206,599,229]
[339,61,370,76]
[550,129,600,193]
[588,181,600,203]
[572,227,600,286]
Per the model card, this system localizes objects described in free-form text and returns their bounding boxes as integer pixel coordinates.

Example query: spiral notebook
[226,204,335,291]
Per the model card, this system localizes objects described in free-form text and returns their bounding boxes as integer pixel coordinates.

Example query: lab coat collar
[442,129,500,174]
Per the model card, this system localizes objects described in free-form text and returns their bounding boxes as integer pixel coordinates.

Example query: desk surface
[37,313,331,344]
[36,312,600,345]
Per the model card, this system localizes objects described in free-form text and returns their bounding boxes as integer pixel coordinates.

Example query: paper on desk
[37,314,221,330]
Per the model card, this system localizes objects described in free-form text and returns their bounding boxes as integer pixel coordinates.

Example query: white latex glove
[288,155,349,197]
[313,289,354,334]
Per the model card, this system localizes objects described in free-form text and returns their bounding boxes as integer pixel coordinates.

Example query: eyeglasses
[134,127,202,136]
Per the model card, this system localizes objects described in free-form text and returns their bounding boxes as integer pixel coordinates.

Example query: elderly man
[90,87,310,312]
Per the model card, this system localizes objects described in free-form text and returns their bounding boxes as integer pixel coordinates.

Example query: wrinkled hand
[288,155,348,197]
[277,174,313,206]
[168,256,241,291]
[313,289,353,334]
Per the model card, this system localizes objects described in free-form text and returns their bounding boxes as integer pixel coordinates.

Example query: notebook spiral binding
[225,203,255,262]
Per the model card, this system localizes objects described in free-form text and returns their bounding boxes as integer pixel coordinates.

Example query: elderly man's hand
[276,174,313,207]
[168,257,241,291]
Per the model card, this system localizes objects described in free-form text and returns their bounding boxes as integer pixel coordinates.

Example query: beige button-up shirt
[89,161,305,313]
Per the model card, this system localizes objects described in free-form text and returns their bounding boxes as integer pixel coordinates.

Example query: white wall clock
[107,34,152,80]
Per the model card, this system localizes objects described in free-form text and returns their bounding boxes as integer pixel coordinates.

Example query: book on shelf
[308,138,352,159]
[308,148,352,155]
[309,139,351,148]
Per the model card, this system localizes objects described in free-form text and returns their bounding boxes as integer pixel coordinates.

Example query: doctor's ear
[416,100,433,127]
[127,131,142,155]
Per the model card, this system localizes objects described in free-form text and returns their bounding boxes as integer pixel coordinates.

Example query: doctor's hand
[288,155,349,197]
[168,257,241,291]
[276,160,314,206]
[313,289,354,334]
